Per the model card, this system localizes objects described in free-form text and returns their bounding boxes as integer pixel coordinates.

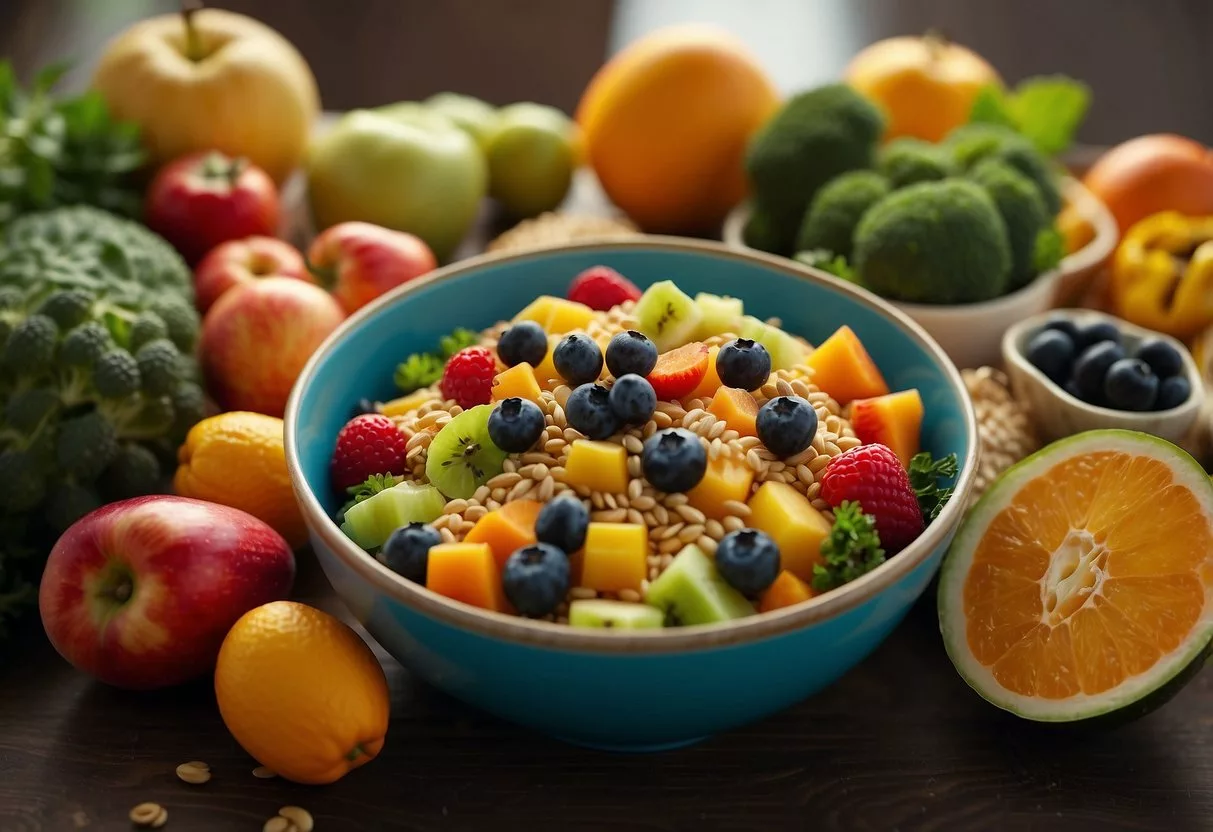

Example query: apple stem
[181,0,206,62]
[923,27,949,60]
[304,256,338,290]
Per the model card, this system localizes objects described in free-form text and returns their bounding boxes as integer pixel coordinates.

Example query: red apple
[307,221,437,314]
[38,495,295,690]
[146,150,280,264]
[194,236,311,313]
[200,276,345,417]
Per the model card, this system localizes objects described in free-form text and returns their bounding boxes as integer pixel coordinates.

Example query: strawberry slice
[647,342,710,400]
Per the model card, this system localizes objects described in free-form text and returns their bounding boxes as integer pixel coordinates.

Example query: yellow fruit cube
[531,335,562,390]
[687,454,755,520]
[491,362,544,405]
[747,482,832,580]
[563,440,628,494]
[580,523,648,592]
[515,296,594,334]
[687,345,723,400]
[380,389,435,417]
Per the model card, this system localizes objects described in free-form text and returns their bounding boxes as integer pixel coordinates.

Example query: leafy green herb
[0,60,145,228]
[393,327,479,393]
[813,501,885,592]
[968,75,1091,157]
[1033,225,1066,274]
[908,451,959,522]
[794,249,857,282]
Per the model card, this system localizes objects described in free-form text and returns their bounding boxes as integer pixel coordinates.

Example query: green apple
[482,102,581,220]
[305,108,487,262]
[424,92,498,148]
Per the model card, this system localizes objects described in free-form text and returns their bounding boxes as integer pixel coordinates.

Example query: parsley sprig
[813,501,885,592]
[393,327,478,393]
[908,451,959,522]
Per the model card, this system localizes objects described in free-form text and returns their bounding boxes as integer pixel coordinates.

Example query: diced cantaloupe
[759,570,816,612]
[515,296,595,334]
[380,389,436,417]
[850,389,924,468]
[707,386,758,436]
[531,335,562,390]
[425,542,509,612]
[803,325,889,405]
[580,523,648,592]
[687,345,723,401]
[687,454,755,520]
[564,440,628,494]
[747,482,833,580]
[491,362,544,405]
[463,499,544,569]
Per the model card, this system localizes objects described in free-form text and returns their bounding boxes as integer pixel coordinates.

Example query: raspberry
[330,414,409,491]
[567,266,642,311]
[819,444,924,553]
[440,346,497,409]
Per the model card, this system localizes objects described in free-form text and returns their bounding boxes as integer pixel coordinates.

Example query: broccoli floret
[742,204,796,255]
[968,159,1051,290]
[60,321,112,368]
[135,339,183,396]
[0,448,48,512]
[37,289,93,329]
[123,396,175,437]
[170,381,207,440]
[0,286,23,311]
[744,84,885,255]
[56,409,119,480]
[878,138,956,188]
[4,387,59,432]
[2,314,58,373]
[944,124,1062,216]
[795,170,891,260]
[93,349,141,399]
[99,442,164,501]
[46,481,103,534]
[128,311,168,352]
[151,298,200,352]
[853,179,1012,304]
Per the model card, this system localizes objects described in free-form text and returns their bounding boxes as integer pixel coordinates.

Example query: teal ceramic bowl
[285,238,978,751]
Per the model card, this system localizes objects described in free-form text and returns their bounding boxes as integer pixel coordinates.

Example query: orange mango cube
[708,386,758,437]
[425,542,509,612]
[759,570,816,612]
[491,362,544,405]
[463,499,544,569]
[687,454,755,520]
[515,296,595,334]
[687,345,723,401]
[804,325,889,405]
[531,335,562,390]
[380,389,435,417]
[850,389,924,468]
[564,440,629,494]
[747,481,833,580]
[580,523,648,593]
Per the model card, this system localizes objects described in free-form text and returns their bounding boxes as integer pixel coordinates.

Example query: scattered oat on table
[486,211,641,254]
[963,366,1040,505]
[129,802,167,828]
[278,806,315,832]
[252,765,277,779]
[174,760,211,784]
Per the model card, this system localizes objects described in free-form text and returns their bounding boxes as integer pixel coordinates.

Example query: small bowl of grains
[285,237,978,750]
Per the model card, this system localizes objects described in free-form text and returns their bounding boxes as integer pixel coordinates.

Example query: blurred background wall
[3,0,1212,147]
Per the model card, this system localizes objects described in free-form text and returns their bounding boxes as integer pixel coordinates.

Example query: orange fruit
[214,601,390,784]
[576,23,780,234]
[939,430,1213,722]
[845,33,1002,143]
[1081,134,1213,235]
[174,411,307,548]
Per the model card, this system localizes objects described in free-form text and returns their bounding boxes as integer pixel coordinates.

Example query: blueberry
[502,542,570,617]
[487,397,546,452]
[606,330,659,378]
[1041,315,1082,344]
[497,320,548,368]
[553,333,603,385]
[1025,328,1076,384]
[641,427,707,493]
[1156,375,1192,410]
[353,397,379,417]
[379,523,441,583]
[1135,338,1184,380]
[1104,358,1159,411]
[1072,341,1125,403]
[715,338,772,391]
[714,529,781,596]
[756,395,818,458]
[535,494,590,553]
[1076,320,1122,350]
[608,374,657,424]
[565,383,620,439]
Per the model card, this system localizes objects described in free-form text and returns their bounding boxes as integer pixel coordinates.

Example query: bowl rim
[284,235,979,654]
[1002,308,1204,421]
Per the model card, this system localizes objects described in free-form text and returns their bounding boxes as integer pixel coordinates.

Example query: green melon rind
[937,429,1213,723]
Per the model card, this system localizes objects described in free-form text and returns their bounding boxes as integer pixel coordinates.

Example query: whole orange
[576,23,780,234]
[174,411,307,549]
[1081,134,1213,235]
[214,601,390,785]
[845,34,1001,143]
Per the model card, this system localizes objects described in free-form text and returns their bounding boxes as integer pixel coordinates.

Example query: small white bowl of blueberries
[1002,309,1203,444]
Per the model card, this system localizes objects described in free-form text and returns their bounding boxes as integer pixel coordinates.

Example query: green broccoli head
[46,481,103,534]
[128,311,169,352]
[56,409,119,480]
[61,321,112,368]
[878,138,956,188]
[135,339,184,396]
[944,124,1062,216]
[93,349,141,399]
[853,179,1012,304]
[37,289,94,329]
[100,443,164,501]
[744,84,885,254]
[3,314,58,373]
[150,297,200,353]
[968,159,1051,290]
[170,381,208,441]
[742,204,797,255]
[0,448,48,512]
[795,170,891,260]
[4,387,60,433]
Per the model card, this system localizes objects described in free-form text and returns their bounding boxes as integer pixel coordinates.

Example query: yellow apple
[91,7,319,184]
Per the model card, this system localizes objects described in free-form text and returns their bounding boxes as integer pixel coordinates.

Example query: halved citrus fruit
[939,430,1213,721]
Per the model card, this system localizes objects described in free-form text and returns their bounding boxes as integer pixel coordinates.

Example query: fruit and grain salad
[327,266,958,629]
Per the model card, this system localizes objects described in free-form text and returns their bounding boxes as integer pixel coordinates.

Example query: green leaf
[32,61,70,96]
[968,84,1016,129]
[1033,225,1066,273]
[908,451,959,522]
[794,249,856,282]
[1006,76,1091,156]
[394,327,481,393]
[439,327,478,358]
[813,501,885,592]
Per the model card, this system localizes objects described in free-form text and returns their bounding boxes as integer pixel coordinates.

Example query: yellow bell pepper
[1111,211,1213,342]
